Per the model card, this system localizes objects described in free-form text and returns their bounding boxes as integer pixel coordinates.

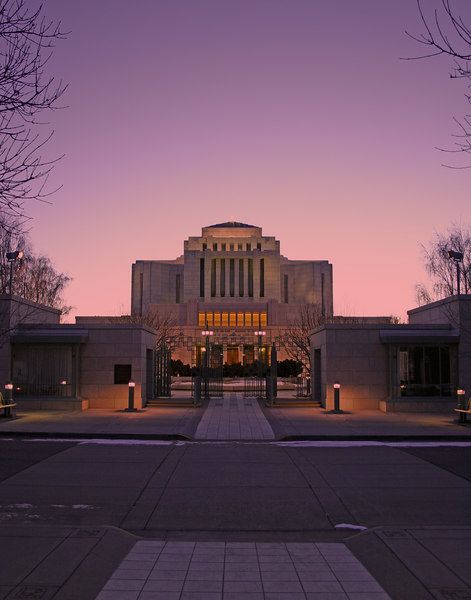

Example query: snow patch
[335,523,368,531]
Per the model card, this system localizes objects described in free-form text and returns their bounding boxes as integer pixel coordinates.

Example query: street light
[201,329,213,400]
[254,331,266,397]
[6,250,24,296]
[448,250,464,295]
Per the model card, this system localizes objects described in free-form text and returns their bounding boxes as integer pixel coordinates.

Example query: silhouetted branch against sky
[406,0,471,164]
[0,0,68,231]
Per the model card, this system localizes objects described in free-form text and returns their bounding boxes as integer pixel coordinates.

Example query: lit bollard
[457,388,467,424]
[328,381,344,414]
[3,383,14,418]
[5,382,13,404]
[125,380,137,412]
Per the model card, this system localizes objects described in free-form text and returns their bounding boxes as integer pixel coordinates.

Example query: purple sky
[26,0,471,320]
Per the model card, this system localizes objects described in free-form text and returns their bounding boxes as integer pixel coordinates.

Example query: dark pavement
[1,439,471,598]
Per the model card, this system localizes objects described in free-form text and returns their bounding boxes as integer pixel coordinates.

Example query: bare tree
[0,214,71,313]
[407,0,471,165]
[112,308,181,352]
[281,303,329,376]
[0,0,67,229]
[416,222,471,304]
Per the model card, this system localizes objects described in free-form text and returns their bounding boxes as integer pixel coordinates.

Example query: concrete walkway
[195,394,274,440]
[95,540,390,600]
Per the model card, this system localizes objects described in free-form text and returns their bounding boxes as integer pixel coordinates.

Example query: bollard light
[4,382,13,407]
[125,380,137,412]
[329,381,343,414]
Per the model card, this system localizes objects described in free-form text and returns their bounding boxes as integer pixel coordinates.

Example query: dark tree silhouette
[0,0,67,229]
[0,215,71,314]
[416,223,471,304]
[407,1,471,165]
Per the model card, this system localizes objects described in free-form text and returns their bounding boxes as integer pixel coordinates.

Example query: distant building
[131,222,333,365]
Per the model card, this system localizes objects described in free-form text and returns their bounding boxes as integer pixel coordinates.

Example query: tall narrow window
[261,311,267,327]
[246,243,251,251]
[238,243,242,251]
[257,242,261,250]
[222,312,229,326]
[198,312,205,326]
[248,258,253,297]
[284,274,288,303]
[220,259,226,297]
[176,274,181,304]
[321,272,325,316]
[202,243,207,251]
[260,259,265,298]
[214,312,221,326]
[230,244,234,251]
[211,259,216,297]
[200,258,205,298]
[230,259,235,297]
[213,243,218,251]
[237,312,244,327]
[221,243,226,251]
[239,259,244,296]
[139,272,143,316]
[229,312,236,327]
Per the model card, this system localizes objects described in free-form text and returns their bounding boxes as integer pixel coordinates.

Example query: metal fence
[295,376,311,398]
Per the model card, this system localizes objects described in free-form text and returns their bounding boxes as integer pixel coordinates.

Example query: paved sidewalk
[95,540,390,600]
[1,396,470,440]
[195,394,274,440]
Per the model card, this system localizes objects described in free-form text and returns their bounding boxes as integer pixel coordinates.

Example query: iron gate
[154,343,171,397]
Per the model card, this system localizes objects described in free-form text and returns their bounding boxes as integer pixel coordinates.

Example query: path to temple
[195,393,274,440]
[95,540,390,600]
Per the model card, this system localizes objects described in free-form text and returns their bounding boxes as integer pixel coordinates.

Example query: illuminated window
[198,312,205,327]
[237,312,244,327]
[222,312,229,326]
[245,312,252,327]
[206,312,213,326]
[214,312,221,326]
[252,312,259,327]
[229,312,236,327]
[261,312,267,327]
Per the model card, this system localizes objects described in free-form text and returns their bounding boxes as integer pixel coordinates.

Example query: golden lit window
[214,312,221,326]
[206,312,213,326]
[222,312,229,326]
[229,312,236,327]
[252,312,260,327]
[198,312,205,326]
[237,312,244,327]
[245,312,252,327]
[261,312,267,327]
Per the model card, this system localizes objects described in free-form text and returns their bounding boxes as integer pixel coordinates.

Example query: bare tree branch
[0,0,68,231]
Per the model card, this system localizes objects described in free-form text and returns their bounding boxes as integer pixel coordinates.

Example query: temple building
[131,222,333,365]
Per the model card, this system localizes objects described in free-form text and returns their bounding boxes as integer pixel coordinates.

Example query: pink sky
[24,0,471,321]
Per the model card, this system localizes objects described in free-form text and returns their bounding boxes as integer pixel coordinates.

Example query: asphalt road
[1,440,471,533]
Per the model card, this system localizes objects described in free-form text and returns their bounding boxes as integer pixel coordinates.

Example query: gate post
[194,376,201,407]
[270,342,277,403]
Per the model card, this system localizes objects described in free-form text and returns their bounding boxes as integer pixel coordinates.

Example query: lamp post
[254,330,266,398]
[448,250,464,295]
[457,388,467,424]
[201,329,213,400]
[125,380,137,412]
[6,250,24,296]
[331,381,343,414]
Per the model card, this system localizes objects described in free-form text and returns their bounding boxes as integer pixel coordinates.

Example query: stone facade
[131,222,333,365]
[311,296,470,412]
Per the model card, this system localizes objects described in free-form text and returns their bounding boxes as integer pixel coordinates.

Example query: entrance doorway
[226,345,239,365]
